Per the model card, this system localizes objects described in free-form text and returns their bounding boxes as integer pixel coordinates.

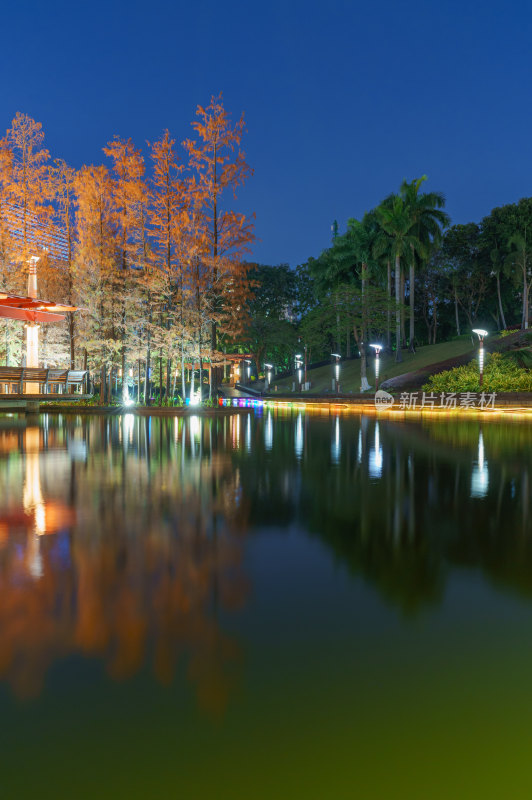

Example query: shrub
[424,352,532,393]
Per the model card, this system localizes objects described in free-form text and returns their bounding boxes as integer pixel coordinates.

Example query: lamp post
[295,354,303,391]
[25,256,40,393]
[331,353,341,394]
[298,338,307,388]
[472,329,488,387]
[244,358,252,384]
[369,344,383,391]
[264,363,273,390]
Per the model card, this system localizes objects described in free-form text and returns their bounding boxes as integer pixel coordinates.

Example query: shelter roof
[0,293,77,323]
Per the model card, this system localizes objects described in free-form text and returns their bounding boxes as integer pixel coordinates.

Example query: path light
[472,329,488,387]
[331,353,341,394]
[264,363,273,389]
[244,358,252,382]
[369,344,383,391]
[295,355,303,390]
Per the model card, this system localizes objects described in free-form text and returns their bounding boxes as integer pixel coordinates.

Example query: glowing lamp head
[473,328,488,342]
[369,344,383,356]
[331,353,341,360]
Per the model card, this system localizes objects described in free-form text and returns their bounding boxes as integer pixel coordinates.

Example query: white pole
[25,256,40,393]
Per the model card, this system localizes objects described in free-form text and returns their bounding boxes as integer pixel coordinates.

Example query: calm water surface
[1,409,532,799]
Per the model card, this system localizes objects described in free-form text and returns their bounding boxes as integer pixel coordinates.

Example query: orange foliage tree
[0,100,255,401]
[184,94,254,392]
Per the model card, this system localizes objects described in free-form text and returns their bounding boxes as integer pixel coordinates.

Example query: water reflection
[368,420,383,479]
[264,410,273,451]
[471,430,489,498]
[0,410,532,710]
[0,415,249,712]
[331,415,340,465]
[294,412,304,460]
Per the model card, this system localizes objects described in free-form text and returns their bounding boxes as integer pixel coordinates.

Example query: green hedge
[423,352,532,393]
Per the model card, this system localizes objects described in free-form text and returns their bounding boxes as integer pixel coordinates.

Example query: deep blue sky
[2,0,532,266]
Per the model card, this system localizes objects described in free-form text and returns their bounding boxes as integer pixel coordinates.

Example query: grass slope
[271,337,476,394]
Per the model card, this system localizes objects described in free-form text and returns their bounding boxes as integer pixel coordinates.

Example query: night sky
[3,0,532,266]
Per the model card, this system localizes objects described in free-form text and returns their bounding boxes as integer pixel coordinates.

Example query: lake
[0,408,531,799]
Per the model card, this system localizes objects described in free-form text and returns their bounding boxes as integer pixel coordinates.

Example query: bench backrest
[0,367,23,380]
[66,370,87,385]
[48,369,68,383]
[22,367,49,381]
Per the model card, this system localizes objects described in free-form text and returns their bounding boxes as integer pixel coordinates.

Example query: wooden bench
[0,367,23,393]
[48,369,87,394]
[0,366,88,394]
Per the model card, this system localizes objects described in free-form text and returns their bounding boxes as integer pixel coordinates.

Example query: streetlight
[295,354,303,391]
[298,337,308,387]
[369,344,383,391]
[264,363,273,390]
[331,353,341,394]
[244,358,252,383]
[472,329,488,387]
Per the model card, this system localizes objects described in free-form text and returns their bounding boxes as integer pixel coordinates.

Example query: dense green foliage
[242,185,532,390]
[424,352,532,393]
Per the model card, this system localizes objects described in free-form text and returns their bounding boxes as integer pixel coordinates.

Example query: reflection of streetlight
[295,411,304,459]
[331,415,340,464]
[265,410,273,450]
[331,353,341,394]
[472,329,488,387]
[471,430,489,498]
[369,344,383,391]
[368,421,383,479]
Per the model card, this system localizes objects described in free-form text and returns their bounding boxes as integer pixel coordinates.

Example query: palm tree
[504,229,532,329]
[489,245,507,330]
[400,176,449,352]
[372,195,396,351]
[376,195,423,363]
[346,213,380,390]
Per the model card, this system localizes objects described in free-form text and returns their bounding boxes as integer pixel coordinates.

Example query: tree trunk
[335,290,341,355]
[400,269,406,348]
[409,255,415,352]
[190,359,195,401]
[145,294,152,406]
[454,287,461,336]
[107,367,113,405]
[100,363,106,404]
[386,260,392,349]
[496,272,506,330]
[395,254,402,362]
[68,312,75,369]
[158,350,163,406]
[523,268,529,330]
[360,264,370,391]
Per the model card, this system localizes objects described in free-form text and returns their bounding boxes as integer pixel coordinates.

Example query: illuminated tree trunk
[395,254,402,363]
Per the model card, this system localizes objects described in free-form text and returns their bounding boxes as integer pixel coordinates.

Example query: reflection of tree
[0,415,250,715]
[235,411,532,615]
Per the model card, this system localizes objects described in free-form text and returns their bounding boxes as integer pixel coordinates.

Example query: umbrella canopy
[0,293,77,323]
